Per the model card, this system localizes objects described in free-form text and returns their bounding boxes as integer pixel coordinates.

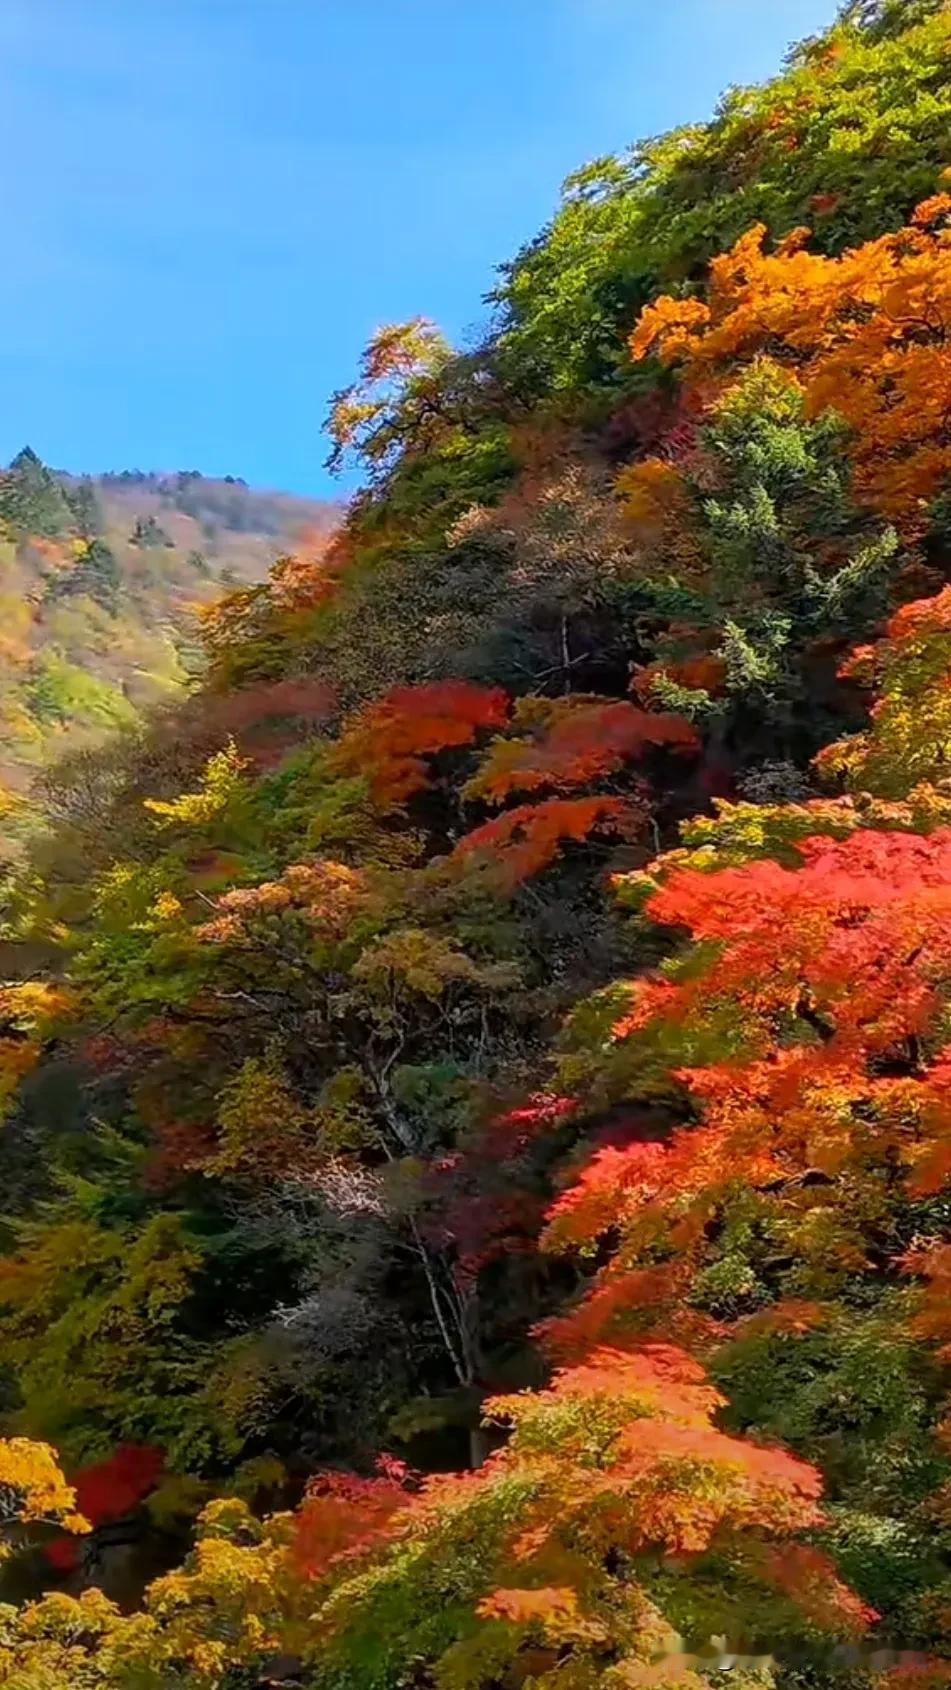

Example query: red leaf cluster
[542,826,951,1356]
[453,796,643,889]
[46,1444,164,1572]
[292,1457,415,1580]
[465,698,697,806]
[331,681,509,805]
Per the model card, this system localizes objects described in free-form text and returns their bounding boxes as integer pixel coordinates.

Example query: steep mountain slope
[0,448,335,791]
[0,3,951,1686]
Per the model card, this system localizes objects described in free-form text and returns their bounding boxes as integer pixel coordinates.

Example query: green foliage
[63,477,104,541]
[0,449,74,539]
[0,450,333,793]
[26,654,138,734]
[493,0,951,400]
[621,360,903,758]
[0,4,950,1684]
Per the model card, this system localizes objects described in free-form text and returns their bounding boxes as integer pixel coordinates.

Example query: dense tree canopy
[2,3,951,1686]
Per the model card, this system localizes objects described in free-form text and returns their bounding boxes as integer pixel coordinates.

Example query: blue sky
[1,0,836,496]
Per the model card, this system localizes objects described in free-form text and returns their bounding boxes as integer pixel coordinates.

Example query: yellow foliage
[0,1039,39,1116]
[353,926,489,1001]
[815,586,951,798]
[0,1438,88,1540]
[102,1499,303,1688]
[0,982,71,1034]
[211,1057,312,1177]
[630,192,951,528]
[0,1588,121,1687]
[616,453,708,579]
[144,740,249,829]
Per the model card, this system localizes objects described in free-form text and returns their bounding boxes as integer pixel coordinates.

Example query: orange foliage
[452,796,642,889]
[903,1243,951,1357]
[293,1457,414,1580]
[615,456,695,546]
[287,1344,859,1672]
[544,1142,671,1253]
[0,1039,41,1113]
[464,697,697,806]
[761,1543,878,1634]
[269,525,341,610]
[331,681,509,806]
[198,527,344,686]
[732,1300,832,1338]
[478,1586,578,1622]
[546,826,951,1354]
[880,1667,951,1690]
[482,1342,828,1561]
[630,195,951,525]
[632,654,727,701]
[538,1262,711,1362]
[195,860,371,946]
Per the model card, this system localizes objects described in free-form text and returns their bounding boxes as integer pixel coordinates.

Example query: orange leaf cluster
[480,1342,827,1563]
[452,796,642,890]
[195,860,370,945]
[545,826,951,1353]
[293,1458,414,1580]
[761,1543,878,1634]
[632,654,727,702]
[630,196,951,525]
[478,1586,578,1623]
[903,1243,951,1357]
[331,681,509,806]
[464,697,697,806]
[292,1344,860,1674]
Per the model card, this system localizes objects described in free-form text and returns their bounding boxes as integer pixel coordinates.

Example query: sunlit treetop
[630,193,951,528]
[494,0,951,395]
[0,1439,88,1545]
[325,318,453,478]
[297,1342,870,1690]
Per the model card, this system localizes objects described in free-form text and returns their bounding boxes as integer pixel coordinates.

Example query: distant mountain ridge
[0,446,337,791]
[74,464,332,541]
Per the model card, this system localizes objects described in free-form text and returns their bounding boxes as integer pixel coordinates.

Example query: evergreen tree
[0,446,74,538]
[64,476,104,540]
[129,513,173,548]
[45,538,122,616]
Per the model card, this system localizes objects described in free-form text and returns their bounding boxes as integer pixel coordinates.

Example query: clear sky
[1,0,837,496]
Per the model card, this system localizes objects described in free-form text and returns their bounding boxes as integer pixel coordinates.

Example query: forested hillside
[0,448,333,793]
[2,2,951,1686]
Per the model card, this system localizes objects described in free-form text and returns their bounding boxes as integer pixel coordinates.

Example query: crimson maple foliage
[46,1446,164,1573]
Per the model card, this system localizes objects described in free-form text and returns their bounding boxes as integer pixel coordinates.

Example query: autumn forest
[3,2,951,1685]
